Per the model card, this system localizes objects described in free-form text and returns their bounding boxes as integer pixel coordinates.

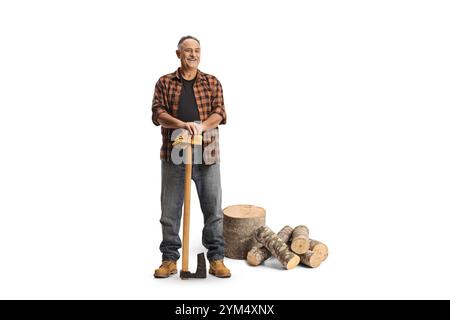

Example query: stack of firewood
[222,205,328,270]
[246,225,329,270]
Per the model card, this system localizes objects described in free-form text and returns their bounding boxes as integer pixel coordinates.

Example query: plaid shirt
[152,68,227,165]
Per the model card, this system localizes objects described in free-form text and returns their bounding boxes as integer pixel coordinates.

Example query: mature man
[151,36,230,278]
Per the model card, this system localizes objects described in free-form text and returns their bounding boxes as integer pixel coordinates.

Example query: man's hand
[156,111,205,135]
[183,122,203,135]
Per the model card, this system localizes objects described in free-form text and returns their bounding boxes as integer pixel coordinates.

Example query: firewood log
[255,226,300,270]
[247,225,293,266]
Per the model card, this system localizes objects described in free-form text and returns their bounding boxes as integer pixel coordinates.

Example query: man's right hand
[183,122,202,135]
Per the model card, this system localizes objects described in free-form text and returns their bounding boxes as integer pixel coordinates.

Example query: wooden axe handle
[181,143,192,272]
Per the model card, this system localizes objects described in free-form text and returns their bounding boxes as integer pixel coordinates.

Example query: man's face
[176,39,201,70]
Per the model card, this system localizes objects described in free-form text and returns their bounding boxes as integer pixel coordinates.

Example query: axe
[172,132,207,279]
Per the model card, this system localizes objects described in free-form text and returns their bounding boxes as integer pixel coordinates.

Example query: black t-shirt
[178,76,200,122]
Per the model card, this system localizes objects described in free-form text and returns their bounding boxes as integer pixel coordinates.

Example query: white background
[0,0,449,299]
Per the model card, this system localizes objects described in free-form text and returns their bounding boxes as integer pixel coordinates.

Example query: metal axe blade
[180,253,207,279]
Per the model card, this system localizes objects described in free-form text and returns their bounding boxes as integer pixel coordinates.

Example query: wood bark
[223,205,266,259]
[255,226,300,270]
[246,225,293,266]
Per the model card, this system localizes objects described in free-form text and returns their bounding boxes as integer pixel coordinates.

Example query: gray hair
[177,35,200,49]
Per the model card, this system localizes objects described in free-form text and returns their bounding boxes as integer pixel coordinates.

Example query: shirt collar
[172,67,207,82]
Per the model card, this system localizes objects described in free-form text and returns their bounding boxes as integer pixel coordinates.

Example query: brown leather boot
[154,260,177,278]
[209,260,231,278]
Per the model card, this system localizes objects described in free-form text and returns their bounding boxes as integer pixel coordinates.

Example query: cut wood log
[299,251,322,268]
[223,205,266,259]
[300,241,328,268]
[291,225,309,255]
[246,225,293,266]
[309,239,328,260]
[255,226,300,270]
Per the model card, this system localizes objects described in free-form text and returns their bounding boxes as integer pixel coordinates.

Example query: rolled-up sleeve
[209,79,227,125]
[151,79,168,126]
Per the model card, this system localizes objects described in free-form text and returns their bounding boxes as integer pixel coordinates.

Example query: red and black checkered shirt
[151,68,227,165]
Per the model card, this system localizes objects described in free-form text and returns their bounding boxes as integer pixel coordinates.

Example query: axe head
[180,253,207,279]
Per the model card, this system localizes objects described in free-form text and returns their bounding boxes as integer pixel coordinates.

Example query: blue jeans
[159,160,225,262]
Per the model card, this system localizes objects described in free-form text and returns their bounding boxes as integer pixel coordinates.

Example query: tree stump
[223,205,266,259]
[247,225,293,266]
[291,225,310,255]
[255,226,300,270]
